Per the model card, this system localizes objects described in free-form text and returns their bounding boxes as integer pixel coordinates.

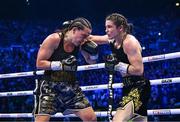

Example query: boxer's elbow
[134,66,144,75]
[36,61,42,69]
[36,60,47,69]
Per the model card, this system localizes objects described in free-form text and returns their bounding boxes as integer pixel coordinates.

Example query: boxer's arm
[36,33,60,70]
[123,36,143,75]
[88,35,109,45]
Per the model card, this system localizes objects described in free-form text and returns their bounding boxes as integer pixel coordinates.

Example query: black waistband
[123,75,144,81]
[44,76,76,83]
[122,75,146,87]
[44,70,76,83]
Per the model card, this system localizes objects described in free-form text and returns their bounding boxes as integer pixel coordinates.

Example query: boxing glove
[50,55,77,71]
[81,40,98,60]
[105,54,118,72]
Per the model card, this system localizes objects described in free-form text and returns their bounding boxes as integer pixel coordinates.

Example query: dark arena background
[0,0,180,121]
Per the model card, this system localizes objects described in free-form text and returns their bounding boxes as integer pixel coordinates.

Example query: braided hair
[56,17,92,39]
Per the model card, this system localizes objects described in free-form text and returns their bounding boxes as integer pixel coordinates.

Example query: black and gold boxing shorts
[118,76,151,116]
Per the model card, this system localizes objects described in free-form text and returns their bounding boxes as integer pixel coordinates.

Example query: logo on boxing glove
[62,55,77,71]
[105,54,118,72]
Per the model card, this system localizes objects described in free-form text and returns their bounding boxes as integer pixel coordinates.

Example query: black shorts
[33,79,90,116]
[118,76,151,116]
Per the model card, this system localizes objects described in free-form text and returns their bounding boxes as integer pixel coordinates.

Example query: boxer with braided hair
[34,17,97,122]
[89,13,151,122]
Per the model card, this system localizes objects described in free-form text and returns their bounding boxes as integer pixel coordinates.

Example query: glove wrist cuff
[50,61,62,71]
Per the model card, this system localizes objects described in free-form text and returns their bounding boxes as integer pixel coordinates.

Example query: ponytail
[127,23,134,34]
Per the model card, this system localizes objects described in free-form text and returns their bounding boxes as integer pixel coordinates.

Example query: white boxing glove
[114,62,130,75]
[50,61,62,71]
